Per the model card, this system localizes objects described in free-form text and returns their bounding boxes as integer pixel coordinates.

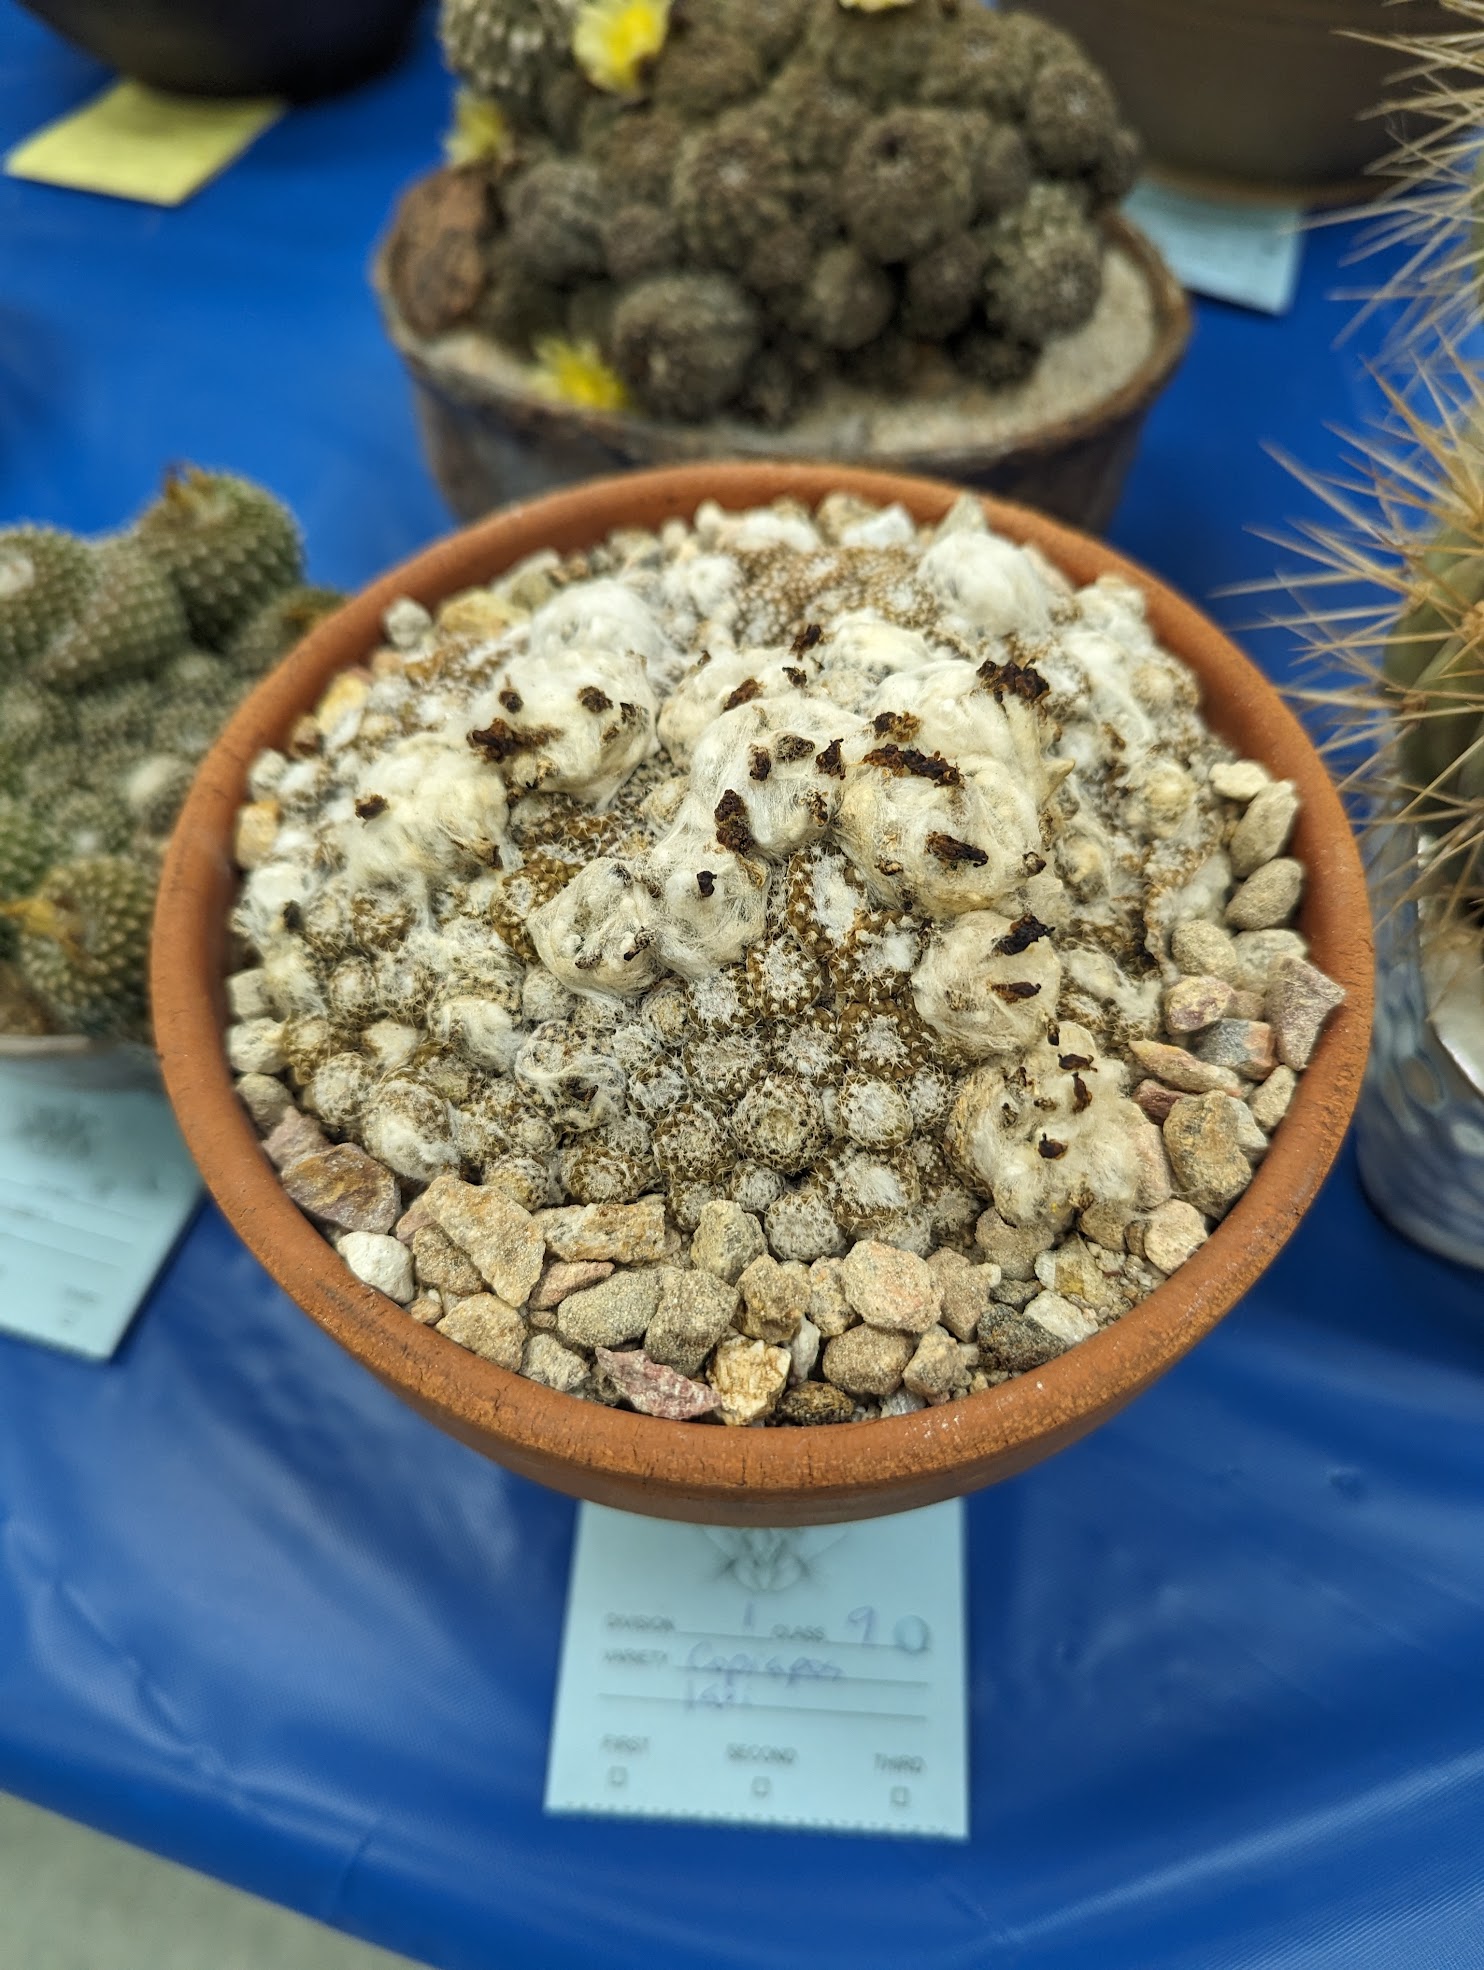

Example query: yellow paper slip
[5,81,284,206]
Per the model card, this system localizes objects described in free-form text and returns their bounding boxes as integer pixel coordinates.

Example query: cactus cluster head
[0,471,340,1043]
[395,0,1141,425]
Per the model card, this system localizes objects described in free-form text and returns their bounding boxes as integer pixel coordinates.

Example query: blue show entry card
[0,1056,201,1361]
[1125,182,1304,316]
[546,1499,969,1838]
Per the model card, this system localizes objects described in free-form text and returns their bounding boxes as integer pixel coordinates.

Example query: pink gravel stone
[596,1347,719,1420]
[1128,1039,1245,1095]
[1134,1079,1182,1123]
[263,1107,327,1170]
[529,1260,617,1309]
[281,1144,399,1233]
[1266,957,1347,1069]
[1191,1018,1278,1081]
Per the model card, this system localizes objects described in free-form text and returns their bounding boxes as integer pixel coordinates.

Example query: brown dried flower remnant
[861,744,963,786]
[1038,1136,1069,1159]
[722,677,763,711]
[467,717,556,763]
[995,912,1052,955]
[792,623,823,656]
[774,733,816,763]
[872,710,922,742]
[815,737,845,778]
[978,659,1051,703]
[355,794,388,821]
[991,980,1042,1001]
[500,687,523,712]
[714,788,753,852]
[925,831,988,867]
[749,746,773,781]
[578,685,613,713]
[696,870,716,897]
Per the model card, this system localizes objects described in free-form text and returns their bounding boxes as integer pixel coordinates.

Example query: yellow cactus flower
[837,0,918,9]
[572,0,671,97]
[532,338,632,413]
[443,89,512,167]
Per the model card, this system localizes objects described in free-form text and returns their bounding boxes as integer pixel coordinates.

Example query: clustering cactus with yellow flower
[387,0,1142,426]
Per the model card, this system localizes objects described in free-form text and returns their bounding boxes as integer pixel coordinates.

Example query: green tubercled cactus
[48,787,134,858]
[600,200,681,284]
[1025,58,1121,175]
[842,109,976,265]
[17,742,92,811]
[0,796,56,960]
[651,27,764,119]
[135,468,303,650]
[804,243,895,352]
[33,538,188,691]
[507,158,609,285]
[5,854,154,1041]
[124,755,196,840]
[610,273,760,419]
[672,116,797,274]
[440,0,576,116]
[412,0,1142,427]
[227,585,345,679]
[0,680,75,788]
[0,528,95,676]
[75,678,159,753]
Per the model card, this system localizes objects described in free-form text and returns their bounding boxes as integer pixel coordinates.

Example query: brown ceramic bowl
[373,215,1190,536]
[152,463,1372,1527]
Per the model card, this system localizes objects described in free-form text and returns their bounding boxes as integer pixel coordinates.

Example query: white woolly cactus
[224,488,1346,1429]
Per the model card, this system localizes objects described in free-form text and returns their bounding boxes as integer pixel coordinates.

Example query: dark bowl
[18,0,424,100]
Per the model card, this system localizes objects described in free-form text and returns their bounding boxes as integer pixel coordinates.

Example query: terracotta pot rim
[152,462,1372,1524]
[372,213,1192,479]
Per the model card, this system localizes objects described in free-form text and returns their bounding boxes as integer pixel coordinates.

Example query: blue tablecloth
[2,10,1484,1967]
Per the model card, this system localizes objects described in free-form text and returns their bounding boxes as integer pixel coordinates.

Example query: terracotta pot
[152,463,1372,1527]
[1034,0,1456,202]
[373,216,1191,536]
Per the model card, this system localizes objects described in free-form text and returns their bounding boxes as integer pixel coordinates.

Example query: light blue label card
[545,1499,968,1838]
[0,1058,201,1361]
[1125,182,1304,316]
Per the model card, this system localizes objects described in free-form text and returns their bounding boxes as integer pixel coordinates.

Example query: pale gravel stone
[1163,1094,1255,1216]
[429,1178,546,1305]
[974,1210,1056,1280]
[645,1268,739,1376]
[807,1259,856,1336]
[1230,781,1299,877]
[1132,1116,1175,1207]
[1222,1094,1269,1161]
[788,1316,822,1386]
[529,1260,615,1309]
[1036,1234,1124,1311]
[226,1018,288,1075]
[1128,1039,1245,1096]
[1266,957,1347,1070]
[995,1277,1041,1308]
[282,1144,399,1234]
[236,1073,293,1134]
[339,1231,416,1305]
[903,1325,971,1403]
[1170,919,1242,984]
[408,1292,444,1326]
[1023,1291,1099,1346]
[233,799,279,869]
[411,1224,485,1297]
[393,1186,446,1245]
[736,1255,810,1343]
[226,969,274,1020]
[263,1107,328,1170]
[880,1387,928,1417]
[1191,1019,1277,1081]
[840,1239,943,1333]
[556,1269,662,1348]
[1249,1065,1298,1132]
[821,1324,915,1397]
[1078,1200,1129,1253]
[595,1346,718,1419]
[690,1201,767,1284]
[1211,760,1271,803]
[1231,929,1308,991]
[1226,857,1303,932]
[1142,1199,1209,1274]
[926,1249,1001,1340]
[1230,989,1266,1020]
[522,1331,590,1393]
[708,1336,790,1425]
[439,1295,527,1368]
[536,1197,669,1263]
[528,1306,558,1331]
[1164,974,1237,1033]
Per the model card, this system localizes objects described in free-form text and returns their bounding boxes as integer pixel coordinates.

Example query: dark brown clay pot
[1035,0,1456,201]
[17,0,421,101]
[152,463,1372,1527]
[373,216,1191,536]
